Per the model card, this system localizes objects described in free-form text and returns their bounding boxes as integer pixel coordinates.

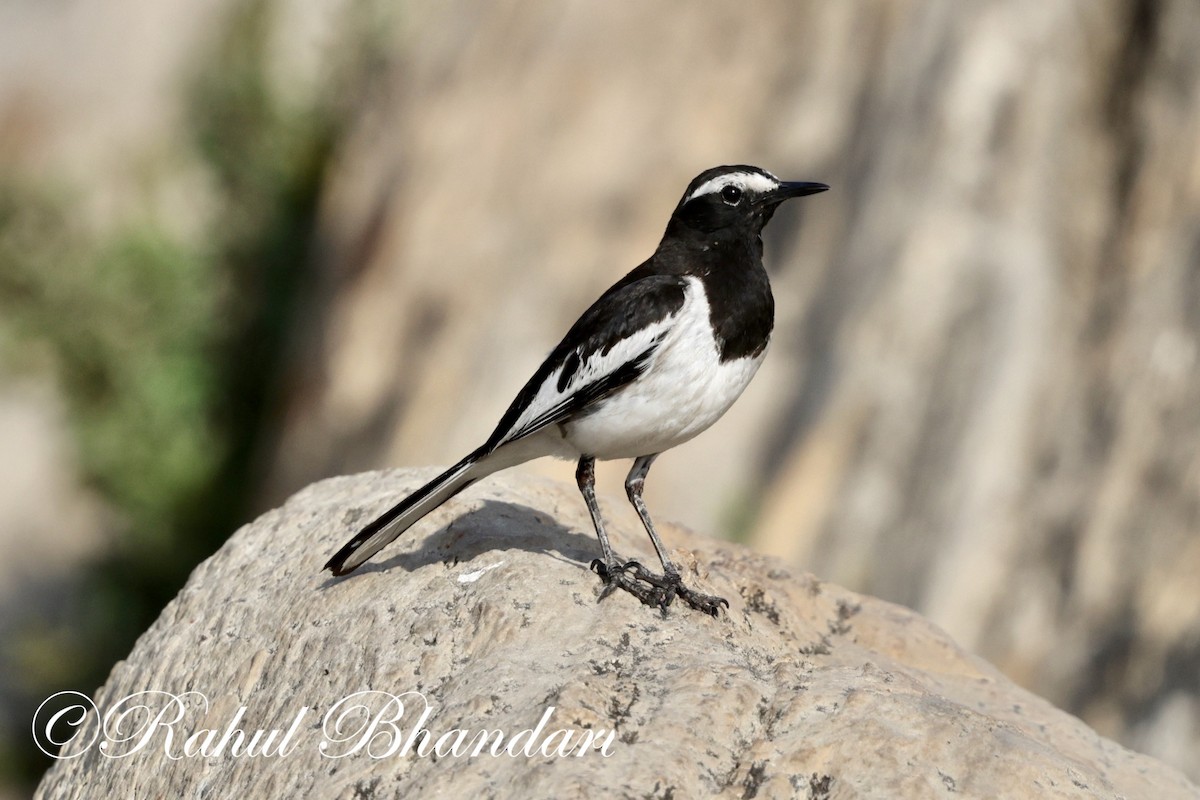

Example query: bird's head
[668,165,828,238]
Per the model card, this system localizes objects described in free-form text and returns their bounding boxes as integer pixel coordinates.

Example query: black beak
[777,181,830,199]
[758,181,829,212]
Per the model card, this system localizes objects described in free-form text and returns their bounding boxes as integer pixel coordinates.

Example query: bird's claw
[592,559,726,617]
[675,584,730,617]
[591,558,645,579]
[595,562,670,610]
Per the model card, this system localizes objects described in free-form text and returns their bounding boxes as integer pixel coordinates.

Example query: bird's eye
[720,185,743,205]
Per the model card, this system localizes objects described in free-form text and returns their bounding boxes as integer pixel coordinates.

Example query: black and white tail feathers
[324,447,489,575]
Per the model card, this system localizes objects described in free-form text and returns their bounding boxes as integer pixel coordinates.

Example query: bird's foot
[590,559,671,610]
[641,567,729,617]
[590,559,728,617]
[673,582,730,617]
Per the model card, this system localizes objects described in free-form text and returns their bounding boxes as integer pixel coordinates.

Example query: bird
[325,165,828,615]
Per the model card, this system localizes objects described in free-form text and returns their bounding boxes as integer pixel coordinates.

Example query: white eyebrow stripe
[686,171,780,202]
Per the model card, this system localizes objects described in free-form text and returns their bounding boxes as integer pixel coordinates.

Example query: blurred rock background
[0,0,1197,794]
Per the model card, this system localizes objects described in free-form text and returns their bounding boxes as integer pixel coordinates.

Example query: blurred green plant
[0,0,384,786]
[1,187,221,552]
[0,185,222,664]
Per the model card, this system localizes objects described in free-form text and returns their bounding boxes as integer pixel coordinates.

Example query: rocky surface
[5,0,1200,785]
[251,2,1200,776]
[37,472,1199,798]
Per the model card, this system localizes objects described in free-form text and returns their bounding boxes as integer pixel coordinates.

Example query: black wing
[483,272,689,450]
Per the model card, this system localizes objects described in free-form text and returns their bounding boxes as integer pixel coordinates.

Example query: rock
[6,0,1200,781]
[36,471,1198,799]
[248,2,1200,777]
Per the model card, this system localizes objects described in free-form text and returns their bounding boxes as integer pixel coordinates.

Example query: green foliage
[1,183,222,551]
[0,0,381,787]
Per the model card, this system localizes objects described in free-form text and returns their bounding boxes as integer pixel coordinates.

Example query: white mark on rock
[457,561,505,584]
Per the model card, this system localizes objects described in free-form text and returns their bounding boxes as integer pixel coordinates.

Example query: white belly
[561,278,766,460]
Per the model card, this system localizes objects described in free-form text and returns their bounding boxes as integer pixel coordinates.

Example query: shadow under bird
[326,165,828,615]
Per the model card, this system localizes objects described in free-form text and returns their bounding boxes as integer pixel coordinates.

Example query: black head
[668,165,828,238]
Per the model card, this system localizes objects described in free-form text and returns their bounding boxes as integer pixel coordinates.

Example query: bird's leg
[623,455,677,577]
[576,456,668,609]
[624,455,729,617]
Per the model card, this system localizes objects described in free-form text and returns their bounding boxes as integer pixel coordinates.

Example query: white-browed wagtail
[326,165,828,615]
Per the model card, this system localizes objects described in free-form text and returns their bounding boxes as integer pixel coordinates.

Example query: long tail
[325,445,492,576]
